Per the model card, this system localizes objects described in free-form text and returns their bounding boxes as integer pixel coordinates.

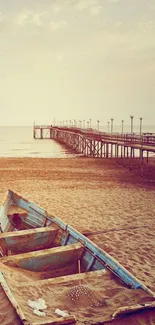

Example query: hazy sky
[0,0,155,126]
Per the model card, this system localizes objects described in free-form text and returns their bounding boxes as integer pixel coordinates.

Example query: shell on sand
[66,285,100,307]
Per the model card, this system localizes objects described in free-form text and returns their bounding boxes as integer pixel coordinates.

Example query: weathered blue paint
[3,228,57,254]
[61,232,69,246]
[81,250,92,268]
[91,258,105,271]
[6,244,82,272]
[66,235,78,245]
[11,191,46,217]
[51,216,67,230]
[86,254,96,272]
[21,212,45,228]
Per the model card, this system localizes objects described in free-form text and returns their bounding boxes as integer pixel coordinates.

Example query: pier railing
[40,126,155,146]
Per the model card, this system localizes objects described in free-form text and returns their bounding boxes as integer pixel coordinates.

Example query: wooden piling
[106,143,109,158]
[140,149,144,177]
[40,128,43,139]
[121,146,123,158]
[130,147,133,171]
[123,146,126,167]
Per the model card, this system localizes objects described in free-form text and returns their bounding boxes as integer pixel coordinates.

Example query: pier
[33,124,155,175]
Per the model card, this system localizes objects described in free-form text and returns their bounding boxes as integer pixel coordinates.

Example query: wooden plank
[0,272,30,325]
[17,269,107,287]
[0,227,58,255]
[2,243,83,272]
[31,315,76,325]
[112,301,155,319]
[0,226,55,239]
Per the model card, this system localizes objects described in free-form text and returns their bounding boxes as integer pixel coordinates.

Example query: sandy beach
[0,157,155,324]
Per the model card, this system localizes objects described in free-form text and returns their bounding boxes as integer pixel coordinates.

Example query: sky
[0,0,155,126]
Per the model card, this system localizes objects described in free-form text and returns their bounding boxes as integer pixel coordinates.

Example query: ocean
[0,125,154,158]
[0,126,74,158]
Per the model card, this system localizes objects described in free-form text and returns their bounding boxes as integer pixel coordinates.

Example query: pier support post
[50,127,53,139]
[116,145,119,161]
[115,144,117,160]
[106,143,109,158]
[33,128,36,139]
[101,142,103,158]
[33,122,35,139]
[93,140,95,156]
[121,146,123,158]
[98,141,100,158]
[123,146,126,167]
[104,143,106,157]
[111,144,113,158]
[87,139,89,156]
[130,147,133,171]
[140,149,144,177]
[127,147,129,158]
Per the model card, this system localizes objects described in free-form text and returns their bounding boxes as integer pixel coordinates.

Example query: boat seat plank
[1,243,83,272]
[0,227,58,255]
[16,269,107,287]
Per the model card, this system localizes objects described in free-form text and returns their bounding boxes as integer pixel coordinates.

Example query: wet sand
[0,157,155,324]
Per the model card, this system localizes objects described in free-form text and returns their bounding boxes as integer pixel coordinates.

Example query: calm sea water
[0,126,75,158]
[0,125,154,158]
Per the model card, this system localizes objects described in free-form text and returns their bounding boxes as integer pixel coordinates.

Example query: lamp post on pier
[140,117,143,135]
[130,115,134,134]
[121,120,124,134]
[89,119,91,128]
[108,121,110,133]
[97,120,100,131]
[111,118,114,134]
[87,121,89,129]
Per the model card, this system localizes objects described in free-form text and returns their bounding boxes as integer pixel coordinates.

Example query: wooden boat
[0,189,155,325]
